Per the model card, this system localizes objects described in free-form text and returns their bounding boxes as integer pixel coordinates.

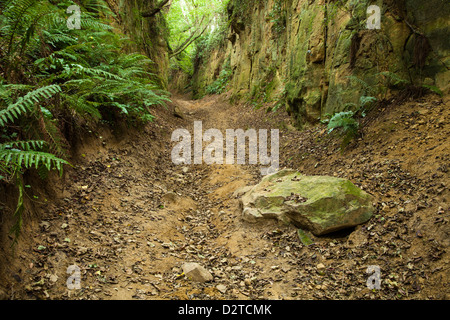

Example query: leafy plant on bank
[0,84,69,246]
[323,75,378,149]
[206,57,232,95]
[324,70,443,149]
[266,0,286,36]
[0,0,170,246]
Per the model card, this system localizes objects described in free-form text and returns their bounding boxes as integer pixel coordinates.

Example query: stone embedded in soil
[182,262,213,283]
[173,106,185,119]
[216,284,227,293]
[240,169,375,235]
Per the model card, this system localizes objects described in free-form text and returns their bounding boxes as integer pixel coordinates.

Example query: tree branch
[142,0,170,18]
[169,23,209,59]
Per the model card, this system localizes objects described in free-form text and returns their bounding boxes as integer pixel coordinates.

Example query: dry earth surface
[0,91,448,300]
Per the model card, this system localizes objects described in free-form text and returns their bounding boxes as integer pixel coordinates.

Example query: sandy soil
[0,92,448,300]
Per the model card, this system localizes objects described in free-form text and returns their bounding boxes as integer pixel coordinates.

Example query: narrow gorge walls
[193,0,449,126]
[107,0,170,88]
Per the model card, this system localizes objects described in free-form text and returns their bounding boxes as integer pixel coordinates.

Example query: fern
[0,0,171,248]
[421,84,443,97]
[347,75,376,96]
[0,84,61,126]
[327,111,360,149]
[377,71,408,87]
[0,148,68,173]
[69,64,125,80]
[327,111,359,134]
[42,30,78,47]
[0,0,52,60]
[359,95,377,108]
[39,115,69,158]
[82,0,114,16]
[0,84,69,246]
[61,93,102,120]
[0,140,45,151]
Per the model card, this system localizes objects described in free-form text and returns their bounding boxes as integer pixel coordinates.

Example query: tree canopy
[164,0,229,74]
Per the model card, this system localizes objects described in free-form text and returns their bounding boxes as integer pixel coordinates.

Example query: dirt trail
[1,93,448,300]
[1,94,295,300]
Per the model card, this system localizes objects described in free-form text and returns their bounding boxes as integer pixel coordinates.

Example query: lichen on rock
[240,169,375,235]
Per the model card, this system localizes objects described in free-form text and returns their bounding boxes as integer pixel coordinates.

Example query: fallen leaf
[297,229,314,246]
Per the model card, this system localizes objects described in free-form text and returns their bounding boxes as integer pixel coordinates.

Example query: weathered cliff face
[193,0,449,126]
[107,0,170,88]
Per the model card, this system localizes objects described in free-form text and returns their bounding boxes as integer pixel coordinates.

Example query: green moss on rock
[241,169,375,235]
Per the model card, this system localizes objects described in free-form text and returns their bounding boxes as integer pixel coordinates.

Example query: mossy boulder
[241,169,375,235]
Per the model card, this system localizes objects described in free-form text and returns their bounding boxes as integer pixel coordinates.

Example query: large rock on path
[240,169,375,235]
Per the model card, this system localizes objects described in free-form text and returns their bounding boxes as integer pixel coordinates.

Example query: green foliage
[422,84,443,97]
[327,111,359,149]
[2,0,170,124]
[0,0,50,59]
[377,71,409,87]
[0,85,61,126]
[346,75,379,113]
[194,17,229,62]
[206,57,232,94]
[0,148,68,176]
[327,111,359,135]
[266,0,286,36]
[0,85,69,246]
[347,75,377,97]
[0,84,68,178]
[166,0,229,75]
[359,95,377,108]
[0,0,169,246]
[322,75,379,149]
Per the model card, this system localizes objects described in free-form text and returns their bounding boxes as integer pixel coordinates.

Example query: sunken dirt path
[3,93,449,300]
[6,94,301,300]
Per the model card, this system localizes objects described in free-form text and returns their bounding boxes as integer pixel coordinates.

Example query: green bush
[206,57,232,94]
[0,0,170,245]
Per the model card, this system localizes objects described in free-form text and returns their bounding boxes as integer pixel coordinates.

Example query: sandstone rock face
[192,0,449,124]
[240,169,375,235]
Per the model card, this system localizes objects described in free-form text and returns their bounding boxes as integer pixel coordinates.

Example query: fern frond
[36,162,49,180]
[61,93,102,120]
[80,15,113,31]
[42,30,78,47]
[377,71,408,86]
[0,85,61,126]
[347,75,375,95]
[0,148,69,173]
[1,0,51,56]
[327,111,359,134]
[109,102,130,115]
[0,140,45,151]
[359,96,377,108]
[69,64,125,81]
[83,0,114,16]
[39,116,68,158]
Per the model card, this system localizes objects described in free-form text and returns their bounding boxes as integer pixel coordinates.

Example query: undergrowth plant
[0,84,69,246]
[0,0,170,246]
[206,57,232,95]
[266,0,286,36]
[323,75,379,149]
[324,69,443,150]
